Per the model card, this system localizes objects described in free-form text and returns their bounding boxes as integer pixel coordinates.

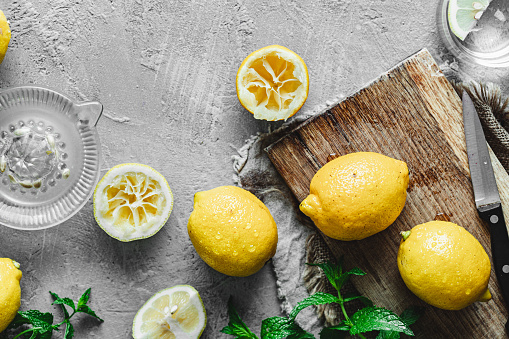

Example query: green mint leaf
[376,329,401,339]
[289,292,339,320]
[399,306,424,326]
[64,320,75,339]
[306,261,342,290]
[349,307,413,336]
[18,310,54,332]
[377,306,424,339]
[77,304,104,322]
[336,267,367,290]
[260,316,314,339]
[7,312,30,329]
[77,288,91,309]
[50,291,75,318]
[307,260,366,292]
[342,294,373,307]
[220,297,258,339]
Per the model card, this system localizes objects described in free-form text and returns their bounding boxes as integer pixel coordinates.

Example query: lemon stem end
[400,231,411,241]
[12,260,20,269]
[478,288,492,302]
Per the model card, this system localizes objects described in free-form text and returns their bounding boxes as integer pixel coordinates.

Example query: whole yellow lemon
[187,186,278,277]
[299,152,409,241]
[0,10,11,64]
[0,258,22,333]
[398,221,491,310]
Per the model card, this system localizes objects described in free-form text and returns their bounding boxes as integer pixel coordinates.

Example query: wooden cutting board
[266,49,509,338]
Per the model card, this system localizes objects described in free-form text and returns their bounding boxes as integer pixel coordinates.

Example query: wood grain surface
[266,49,509,338]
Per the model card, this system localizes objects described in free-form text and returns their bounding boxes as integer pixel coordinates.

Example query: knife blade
[463,91,509,331]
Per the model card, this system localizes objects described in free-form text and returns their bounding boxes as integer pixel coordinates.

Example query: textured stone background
[0,1,507,338]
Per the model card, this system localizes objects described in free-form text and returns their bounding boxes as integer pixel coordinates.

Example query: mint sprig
[8,288,103,339]
[221,259,422,338]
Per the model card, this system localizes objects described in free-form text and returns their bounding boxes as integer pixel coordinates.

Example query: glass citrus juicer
[0,85,102,230]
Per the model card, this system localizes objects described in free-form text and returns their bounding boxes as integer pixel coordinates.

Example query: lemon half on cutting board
[132,285,206,339]
[236,45,309,121]
[93,163,173,242]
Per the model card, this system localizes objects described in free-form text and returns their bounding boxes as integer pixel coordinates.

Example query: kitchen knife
[462,91,509,331]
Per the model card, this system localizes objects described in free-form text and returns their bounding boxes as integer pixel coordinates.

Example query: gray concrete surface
[0,1,507,338]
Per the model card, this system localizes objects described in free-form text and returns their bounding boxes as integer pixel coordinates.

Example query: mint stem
[12,327,39,339]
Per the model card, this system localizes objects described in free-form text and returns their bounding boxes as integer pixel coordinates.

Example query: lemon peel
[300,152,409,241]
[187,186,278,277]
[0,258,22,333]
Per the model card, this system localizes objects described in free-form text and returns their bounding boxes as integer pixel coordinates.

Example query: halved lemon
[0,10,11,64]
[132,285,207,339]
[448,0,490,41]
[236,45,309,121]
[93,163,173,242]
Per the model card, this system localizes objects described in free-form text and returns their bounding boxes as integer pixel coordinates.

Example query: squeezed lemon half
[93,163,173,242]
[236,45,309,121]
[132,285,206,339]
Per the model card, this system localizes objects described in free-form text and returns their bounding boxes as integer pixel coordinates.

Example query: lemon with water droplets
[93,163,173,242]
[0,258,22,333]
[132,285,206,339]
[187,186,278,277]
[300,152,409,241]
[0,10,11,65]
[398,221,491,310]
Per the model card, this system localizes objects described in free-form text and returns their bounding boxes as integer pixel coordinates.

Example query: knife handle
[479,204,509,332]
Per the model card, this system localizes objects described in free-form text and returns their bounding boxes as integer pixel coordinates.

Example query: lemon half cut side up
[236,45,309,121]
[448,0,491,41]
[93,163,173,242]
[132,285,207,339]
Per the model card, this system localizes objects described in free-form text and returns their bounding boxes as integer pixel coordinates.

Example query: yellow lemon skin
[0,10,11,64]
[299,152,409,241]
[0,258,22,333]
[398,221,491,310]
[187,186,278,277]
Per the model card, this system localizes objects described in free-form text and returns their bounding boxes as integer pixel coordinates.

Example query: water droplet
[246,224,251,230]
[58,162,66,170]
[61,152,68,160]
[248,245,256,253]
[28,120,35,127]
[254,232,259,238]
[215,234,222,240]
[232,250,238,256]
[37,121,45,128]
[54,133,60,140]
[55,172,62,180]
[58,142,65,149]
[48,179,56,186]
[9,125,15,132]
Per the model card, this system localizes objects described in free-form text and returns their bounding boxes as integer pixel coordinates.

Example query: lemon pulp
[236,45,309,121]
[132,285,206,339]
